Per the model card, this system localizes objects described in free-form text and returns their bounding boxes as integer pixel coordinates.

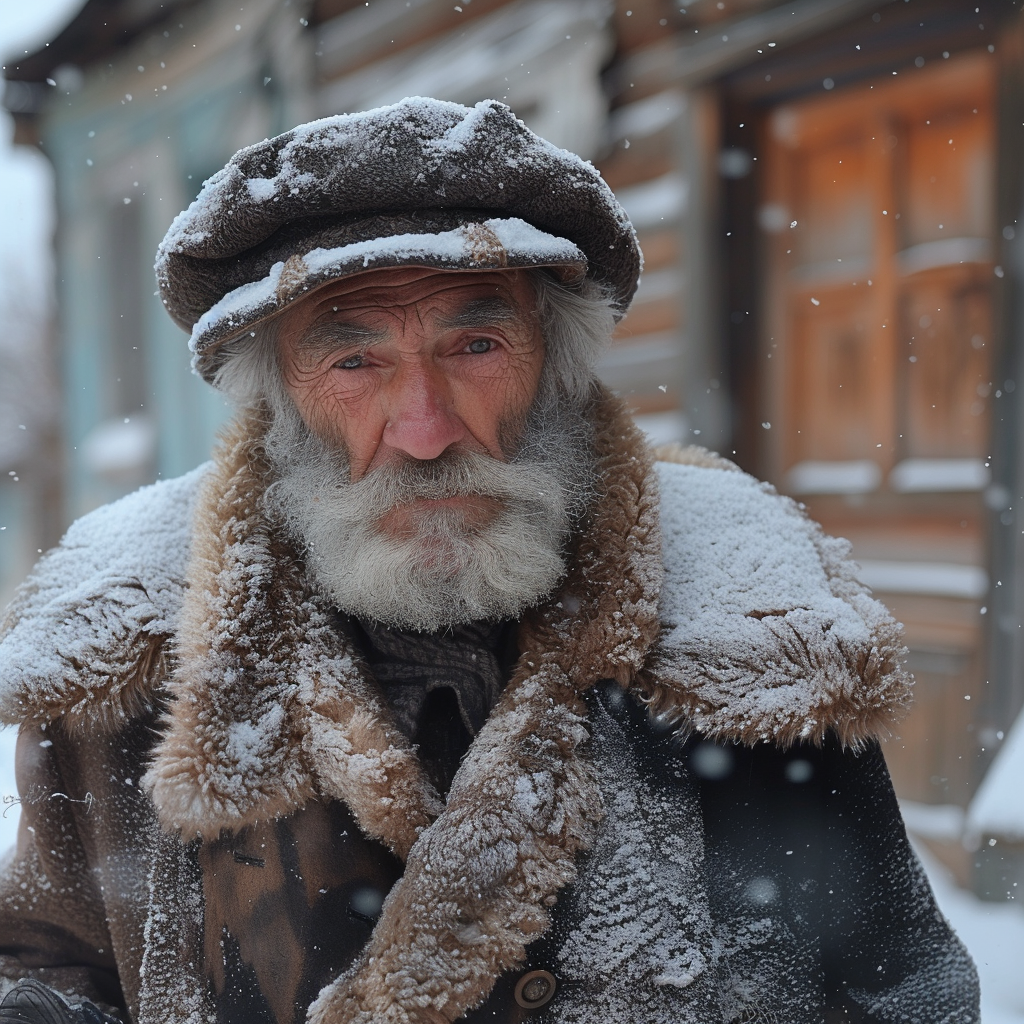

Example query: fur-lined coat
[0,397,979,1023]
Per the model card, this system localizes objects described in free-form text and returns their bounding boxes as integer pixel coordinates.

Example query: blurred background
[0,0,1022,1016]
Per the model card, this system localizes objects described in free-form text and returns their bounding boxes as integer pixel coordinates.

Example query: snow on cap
[155,97,641,384]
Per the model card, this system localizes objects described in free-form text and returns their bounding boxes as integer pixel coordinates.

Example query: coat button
[514,970,557,1010]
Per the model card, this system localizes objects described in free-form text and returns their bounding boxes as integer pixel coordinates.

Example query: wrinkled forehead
[281,266,539,336]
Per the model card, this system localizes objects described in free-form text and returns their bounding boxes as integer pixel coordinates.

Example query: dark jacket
[0,396,979,1023]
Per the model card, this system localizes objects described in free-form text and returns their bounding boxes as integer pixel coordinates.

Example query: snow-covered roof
[967,707,1024,842]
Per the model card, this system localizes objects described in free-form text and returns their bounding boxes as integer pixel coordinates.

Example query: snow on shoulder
[0,465,209,728]
[649,454,910,747]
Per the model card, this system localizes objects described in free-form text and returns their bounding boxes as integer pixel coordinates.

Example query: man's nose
[380,362,468,461]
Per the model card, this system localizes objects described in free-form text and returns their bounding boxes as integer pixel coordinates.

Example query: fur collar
[644,447,910,749]
[0,465,207,731]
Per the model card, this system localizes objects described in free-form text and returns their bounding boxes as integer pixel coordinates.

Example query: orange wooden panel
[899,267,993,459]
[792,136,875,270]
[769,51,993,153]
[788,286,881,462]
[903,107,995,247]
[761,49,995,479]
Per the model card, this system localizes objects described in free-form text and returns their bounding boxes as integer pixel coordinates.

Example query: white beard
[261,382,595,632]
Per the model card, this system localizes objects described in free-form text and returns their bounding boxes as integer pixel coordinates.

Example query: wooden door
[759,51,996,808]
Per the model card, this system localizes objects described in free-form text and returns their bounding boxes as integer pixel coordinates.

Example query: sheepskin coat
[0,394,979,1024]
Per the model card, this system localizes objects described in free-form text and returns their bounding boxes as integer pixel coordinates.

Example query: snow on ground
[0,725,1021,1018]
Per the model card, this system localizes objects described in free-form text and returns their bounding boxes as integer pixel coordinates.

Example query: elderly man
[0,99,978,1024]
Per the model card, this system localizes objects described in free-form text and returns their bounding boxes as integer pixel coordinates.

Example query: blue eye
[335,354,364,369]
[467,338,493,354]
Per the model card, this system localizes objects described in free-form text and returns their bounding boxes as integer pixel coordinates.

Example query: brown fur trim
[28,622,165,736]
[143,416,440,852]
[638,646,910,751]
[309,665,602,1024]
[521,390,664,686]
[652,443,741,473]
[0,575,172,733]
[805,528,913,748]
[0,465,203,733]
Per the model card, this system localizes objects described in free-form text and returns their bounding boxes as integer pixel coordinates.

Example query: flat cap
[155,97,641,383]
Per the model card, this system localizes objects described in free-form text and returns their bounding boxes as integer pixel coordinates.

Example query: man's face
[275,266,545,536]
[262,265,594,631]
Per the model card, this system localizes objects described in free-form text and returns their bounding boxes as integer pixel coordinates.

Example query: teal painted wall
[37,0,310,518]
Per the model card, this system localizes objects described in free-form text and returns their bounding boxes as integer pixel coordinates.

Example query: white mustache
[328,447,568,523]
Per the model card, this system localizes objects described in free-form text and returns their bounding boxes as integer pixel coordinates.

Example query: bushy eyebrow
[292,295,522,363]
[293,320,386,360]
[435,297,520,331]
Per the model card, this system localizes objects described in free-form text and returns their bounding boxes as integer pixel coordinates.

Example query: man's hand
[0,980,121,1024]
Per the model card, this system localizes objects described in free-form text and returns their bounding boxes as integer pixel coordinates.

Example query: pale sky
[0,0,86,61]
[0,0,86,305]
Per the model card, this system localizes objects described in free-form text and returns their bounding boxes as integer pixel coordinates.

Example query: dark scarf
[346,617,518,791]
